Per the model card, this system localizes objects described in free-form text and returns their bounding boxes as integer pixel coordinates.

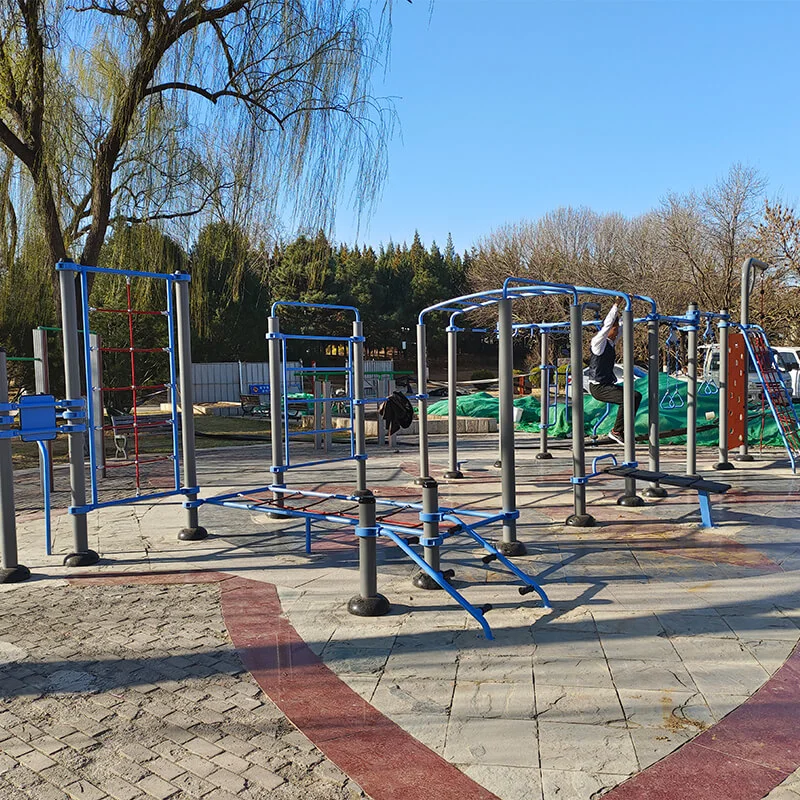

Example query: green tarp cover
[427,373,794,448]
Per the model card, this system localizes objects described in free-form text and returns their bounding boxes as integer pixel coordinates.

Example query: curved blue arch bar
[270,300,361,321]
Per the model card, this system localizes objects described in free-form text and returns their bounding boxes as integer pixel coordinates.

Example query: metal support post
[175,277,207,541]
[686,303,699,477]
[566,303,595,526]
[444,326,463,478]
[416,323,431,483]
[58,264,99,567]
[323,381,332,452]
[413,478,454,589]
[738,257,768,461]
[352,319,367,494]
[33,327,53,490]
[0,349,31,583]
[715,310,735,471]
[313,380,322,451]
[88,333,106,479]
[643,316,667,498]
[268,315,286,515]
[497,298,525,554]
[537,328,553,460]
[347,492,390,616]
[618,306,644,506]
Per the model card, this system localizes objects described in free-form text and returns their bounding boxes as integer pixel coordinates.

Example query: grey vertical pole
[642,316,667,498]
[537,327,553,460]
[618,305,643,506]
[413,478,454,588]
[738,258,768,461]
[444,325,463,478]
[58,264,99,567]
[347,492,390,616]
[33,327,53,489]
[0,349,30,583]
[416,323,431,482]
[323,380,332,452]
[497,297,525,554]
[89,333,106,479]
[352,319,367,494]
[566,303,594,526]
[686,303,698,477]
[313,379,322,451]
[175,277,207,541]
[268,315,285,513]
[715,311,734,471]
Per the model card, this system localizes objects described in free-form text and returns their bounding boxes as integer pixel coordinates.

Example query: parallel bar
[91,307,166,316]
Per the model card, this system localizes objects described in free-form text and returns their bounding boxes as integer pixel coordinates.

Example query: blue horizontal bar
[69,488,184,513]
[276,333,361,344]
[287,427,350,437]
[206,499,359,527]
[285,456,358,470]
[290,366,351,373]
[56,261,189,282]
[270,301,361,321]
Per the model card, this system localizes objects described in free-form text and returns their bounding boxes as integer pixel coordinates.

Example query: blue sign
[249,384,270,395]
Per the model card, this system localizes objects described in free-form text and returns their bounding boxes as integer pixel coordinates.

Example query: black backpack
[378,390,414,434]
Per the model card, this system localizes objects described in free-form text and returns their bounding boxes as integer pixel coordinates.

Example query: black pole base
[347,594,391,617]
[413,570,444,590]
[735,454,755,462]
[497,540,527,557]
[493,460,502,468]
[617,495,645,507]
[63,550,100,568]
[178,527,208,541]
[535,452,553,460]
[414,476,433,486]
[642,486,668,498]
[714,462,736,471]
[566,513,596,527]
[0,564,31,583]
[443,470,464,479]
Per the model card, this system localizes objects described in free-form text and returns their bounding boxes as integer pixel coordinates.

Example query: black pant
[588,383,642,436]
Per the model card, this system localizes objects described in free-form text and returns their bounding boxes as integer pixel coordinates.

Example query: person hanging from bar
[586,303,641,446]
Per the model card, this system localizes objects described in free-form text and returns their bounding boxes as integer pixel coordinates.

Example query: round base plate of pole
[566,513,596,527]
[642,486,668,498]
[412,569,454,590]
[178,527,209,541]
[63,550,100,568]
[714,462,736,471]
[347,594,390,617]
[535,452,553,460]
[497,540,527,557]
[443,470,464,479]
[735,454,755,462]
[0,564,31,583]
[617,495,645,507]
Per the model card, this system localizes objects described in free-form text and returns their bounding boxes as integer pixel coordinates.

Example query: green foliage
[471,369,495,381]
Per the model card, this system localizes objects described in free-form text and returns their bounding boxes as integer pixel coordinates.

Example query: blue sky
[333,0,800,253]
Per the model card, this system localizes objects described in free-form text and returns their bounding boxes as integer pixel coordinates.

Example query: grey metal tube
[417,323,430,481]
[359,495,378,599]
[58,266,90,555]
[716,310,734,471]
[175,279,204,537]
[268,315,285,507]
[686,303,698,476]
[537,328,552,460]
[445,327,462,477]
[642,316,666,498]
[89,333,106,479]
[621,306,639,501]
[0,349,20,572]
[33,327,53,489]
[498,298,518,546]
[739,258,769,459]
[352,320,367,493]
[423,478,440,572]
[569,303,588,519]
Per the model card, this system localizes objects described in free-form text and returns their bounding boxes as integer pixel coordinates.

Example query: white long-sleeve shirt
[590,303,619,356]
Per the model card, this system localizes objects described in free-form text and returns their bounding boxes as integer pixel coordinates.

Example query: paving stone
[535,685,626,726]
[183,737,223,758]
[63,778,108,800]
[135,774,179,799]
[242,763,284,790]
[444,717,539,767]
[541,768,629,800]
[146,758,184,782]
[460,763,542,800]
[205,767,247,793]
[451,681,534,719]
[17,748,57,771]
[99,774,143,800]
[538,721,638,774]
[372,678,455,715]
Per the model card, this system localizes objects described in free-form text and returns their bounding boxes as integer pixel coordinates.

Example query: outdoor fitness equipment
[200,301,549,639]
[660,327,685,411]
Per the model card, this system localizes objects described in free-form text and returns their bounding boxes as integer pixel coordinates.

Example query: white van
[701,344,794,401]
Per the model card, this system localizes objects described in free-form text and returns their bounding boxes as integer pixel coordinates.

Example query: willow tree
[0,0,396,293]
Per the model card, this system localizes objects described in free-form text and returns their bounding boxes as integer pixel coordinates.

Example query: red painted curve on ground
[71,570,800,800]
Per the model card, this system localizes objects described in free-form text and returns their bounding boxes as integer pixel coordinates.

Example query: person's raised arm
[590,303,619,356]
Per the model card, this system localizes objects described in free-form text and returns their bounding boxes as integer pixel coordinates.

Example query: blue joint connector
[622,461,639,468]
[68,505,92,515]
[60,410,85,419]
[420,537,445,547]
[355,526,379,538]
[354,454,368,462]
[0,429,18,440]
[60,424,86,433]
[419,512,443,523]
[269,466,286,473]
[504,509,521,520]
[183,499,203,509]
[571,476,590,485]
[0,402,18,412]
